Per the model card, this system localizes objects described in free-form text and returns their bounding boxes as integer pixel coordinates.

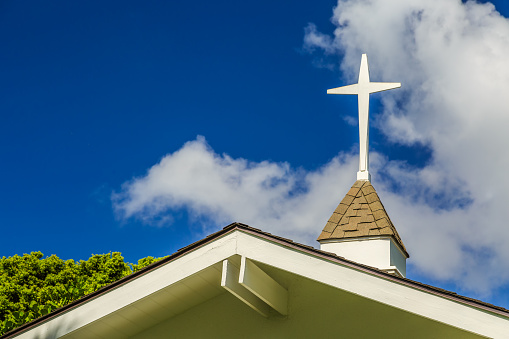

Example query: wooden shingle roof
[318,180,409,257]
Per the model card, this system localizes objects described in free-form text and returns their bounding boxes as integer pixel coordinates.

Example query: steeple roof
[318,180,409,258]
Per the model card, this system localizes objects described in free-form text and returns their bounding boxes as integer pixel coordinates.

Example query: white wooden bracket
[221,256,288,317]
[221,258,271,317]
[239,256,288,315]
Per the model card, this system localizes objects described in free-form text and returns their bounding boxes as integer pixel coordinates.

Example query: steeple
[319,54,408,277]
[318,180,408,277]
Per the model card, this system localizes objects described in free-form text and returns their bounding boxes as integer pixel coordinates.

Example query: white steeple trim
[327,54,401,181]
[320,237,407,278]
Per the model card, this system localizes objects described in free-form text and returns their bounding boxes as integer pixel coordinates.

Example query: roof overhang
[4,223,509,338]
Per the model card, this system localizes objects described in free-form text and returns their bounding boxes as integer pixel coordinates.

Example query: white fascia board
[12,232,239,339]
[235,231,509,339]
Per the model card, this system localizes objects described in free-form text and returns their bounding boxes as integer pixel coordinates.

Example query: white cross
[328,54,401,181]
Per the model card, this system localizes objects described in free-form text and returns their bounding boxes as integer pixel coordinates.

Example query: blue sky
[0,0,337,254]
[2,0,509,308]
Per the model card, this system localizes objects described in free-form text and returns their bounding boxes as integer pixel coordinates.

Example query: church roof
[2,222,509,338]
[318,180,409,257]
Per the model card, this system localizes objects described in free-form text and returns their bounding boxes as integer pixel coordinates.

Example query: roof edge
[2,222,508,338]
[0,223,243,339]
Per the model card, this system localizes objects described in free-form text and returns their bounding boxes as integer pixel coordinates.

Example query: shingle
[376,218,390,228]
[344,208,358,217]
[369,222,379,230]
[372,210,387,221]
[357,223,372,235]
[369,229,381,236]
[347,186,362,197]
[330,228,345,238]
[365,192,379,204]
[350,203,363,210]
[317,231,332,240]
[328,213,341,224]
[341,195,355,205]
[342,221,359,231]
[323,221,337,233]
[359,213,375,223]
[344,230,362,237]
[361,184,376,195]
[354,195,368,205]
[368,201,383,211]
[334,204,348,215]
[348,216,361,224]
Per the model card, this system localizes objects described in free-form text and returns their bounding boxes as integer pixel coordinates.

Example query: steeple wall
[320,237,406,277]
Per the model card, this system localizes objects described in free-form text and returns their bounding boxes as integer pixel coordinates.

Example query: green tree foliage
[0,252,165,335]
[131,256,162,273]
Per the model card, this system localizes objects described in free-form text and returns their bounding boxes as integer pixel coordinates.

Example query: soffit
[66,258,487,339]
[61,263,226,339]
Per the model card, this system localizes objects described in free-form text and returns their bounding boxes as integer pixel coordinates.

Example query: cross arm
[327,83,360,95]
[367,82,401,94]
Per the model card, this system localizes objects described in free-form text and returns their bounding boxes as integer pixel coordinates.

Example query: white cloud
[342,114,358,126]
[303,0,509,294]
[114,0,509,296]
[113,136,358,243]
[303,23,336,55]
